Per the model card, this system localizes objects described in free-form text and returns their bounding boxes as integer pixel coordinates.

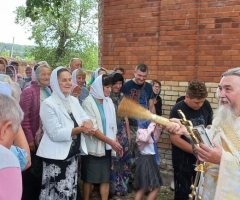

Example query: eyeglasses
[153,85,160,89]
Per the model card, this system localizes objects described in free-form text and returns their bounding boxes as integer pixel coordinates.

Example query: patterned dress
[110,92,131,196]
[40,113,82,200]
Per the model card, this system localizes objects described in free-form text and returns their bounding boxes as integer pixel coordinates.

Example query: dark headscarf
[111,72,124,85]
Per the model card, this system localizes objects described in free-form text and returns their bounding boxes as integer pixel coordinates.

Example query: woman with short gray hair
[0,94,24,200]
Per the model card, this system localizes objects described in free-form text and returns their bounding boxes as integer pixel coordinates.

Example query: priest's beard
[213,98,238,128]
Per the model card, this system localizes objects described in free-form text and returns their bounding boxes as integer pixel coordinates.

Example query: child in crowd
[134,120,162,200]
[71,84,82,98]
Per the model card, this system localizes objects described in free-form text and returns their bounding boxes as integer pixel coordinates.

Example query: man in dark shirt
[122,64,156,191]
[122,64,155,113]
[170,81,213,200]
[122,64,156,126]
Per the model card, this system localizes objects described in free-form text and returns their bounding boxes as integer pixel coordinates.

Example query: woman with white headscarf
[81,74,123,200]
[37,67,94,200]
[87,67,107,89]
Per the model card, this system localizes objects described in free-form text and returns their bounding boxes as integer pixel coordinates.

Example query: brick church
[98,0,240,182]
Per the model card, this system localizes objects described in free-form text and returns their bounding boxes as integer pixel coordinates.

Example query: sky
[0,0,34,45]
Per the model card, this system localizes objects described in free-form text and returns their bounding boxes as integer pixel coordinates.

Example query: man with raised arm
[122,63,156,191]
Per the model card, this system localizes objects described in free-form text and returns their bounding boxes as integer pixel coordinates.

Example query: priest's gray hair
[222,67,240,77]
[0,94,23,133]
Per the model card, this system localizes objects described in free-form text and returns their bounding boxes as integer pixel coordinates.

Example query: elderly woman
[20,61,52,200]
[0,80,31,171]
[72,69,89,104]
[0,94,24,200]
[37,67,94,200]
[81,74,123,200]
[109,73,131,199]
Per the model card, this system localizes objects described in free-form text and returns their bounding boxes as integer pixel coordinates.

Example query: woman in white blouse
[37,66,94,200]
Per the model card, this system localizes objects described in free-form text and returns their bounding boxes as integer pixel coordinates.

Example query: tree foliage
[15,0,98,70]
[25,0,63,21]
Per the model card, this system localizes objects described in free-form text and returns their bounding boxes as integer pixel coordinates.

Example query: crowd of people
[0,59,163,200]
[0,55,240,200]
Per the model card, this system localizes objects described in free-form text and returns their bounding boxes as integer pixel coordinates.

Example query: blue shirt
[122,80,155,126]
[93,97,106,135]
[79,86,89,105]
[10,145,28,171]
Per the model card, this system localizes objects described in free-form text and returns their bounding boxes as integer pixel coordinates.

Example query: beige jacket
[82,95,117,157]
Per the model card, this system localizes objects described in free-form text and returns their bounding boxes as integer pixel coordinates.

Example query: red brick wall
[99,0,240,180]
[99,0,240,83]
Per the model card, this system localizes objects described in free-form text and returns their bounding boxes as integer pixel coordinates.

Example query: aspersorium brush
[117,97,178,127]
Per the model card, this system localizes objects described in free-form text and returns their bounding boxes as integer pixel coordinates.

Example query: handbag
[136,82,146,102]
[35,124,43,146]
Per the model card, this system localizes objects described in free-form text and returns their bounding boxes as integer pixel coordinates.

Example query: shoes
[110,195,122,200]
[91,191,101,200]
[144,191,150,196]
[127,183,132,193]
[170,180,175,191]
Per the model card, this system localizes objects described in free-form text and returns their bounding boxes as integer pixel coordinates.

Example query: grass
[119,186,174,200]
[78,179,174,200]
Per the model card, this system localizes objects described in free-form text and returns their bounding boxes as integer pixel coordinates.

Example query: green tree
[25,0,64,21]
[0,42,34,59]
[15,0,98,69]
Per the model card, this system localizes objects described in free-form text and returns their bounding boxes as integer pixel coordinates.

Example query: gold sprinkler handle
[177,109,203,200]
[177,110,200,146]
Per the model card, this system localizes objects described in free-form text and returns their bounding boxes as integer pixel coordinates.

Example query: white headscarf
[90,75,116,150]
[50,66,72,114]
[72,69,78,85]
[93,67,107,79]
[94,68,101,79]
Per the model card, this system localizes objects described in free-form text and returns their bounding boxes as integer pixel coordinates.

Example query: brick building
[99,0,240,183]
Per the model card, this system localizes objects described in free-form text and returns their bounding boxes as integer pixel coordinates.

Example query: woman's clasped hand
[80,120,95,135]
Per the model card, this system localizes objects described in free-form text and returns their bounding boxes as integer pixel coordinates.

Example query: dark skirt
[22,151,42,200]
[134,154,162,190]
[81,150,111,183]
[39,155,79,200]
